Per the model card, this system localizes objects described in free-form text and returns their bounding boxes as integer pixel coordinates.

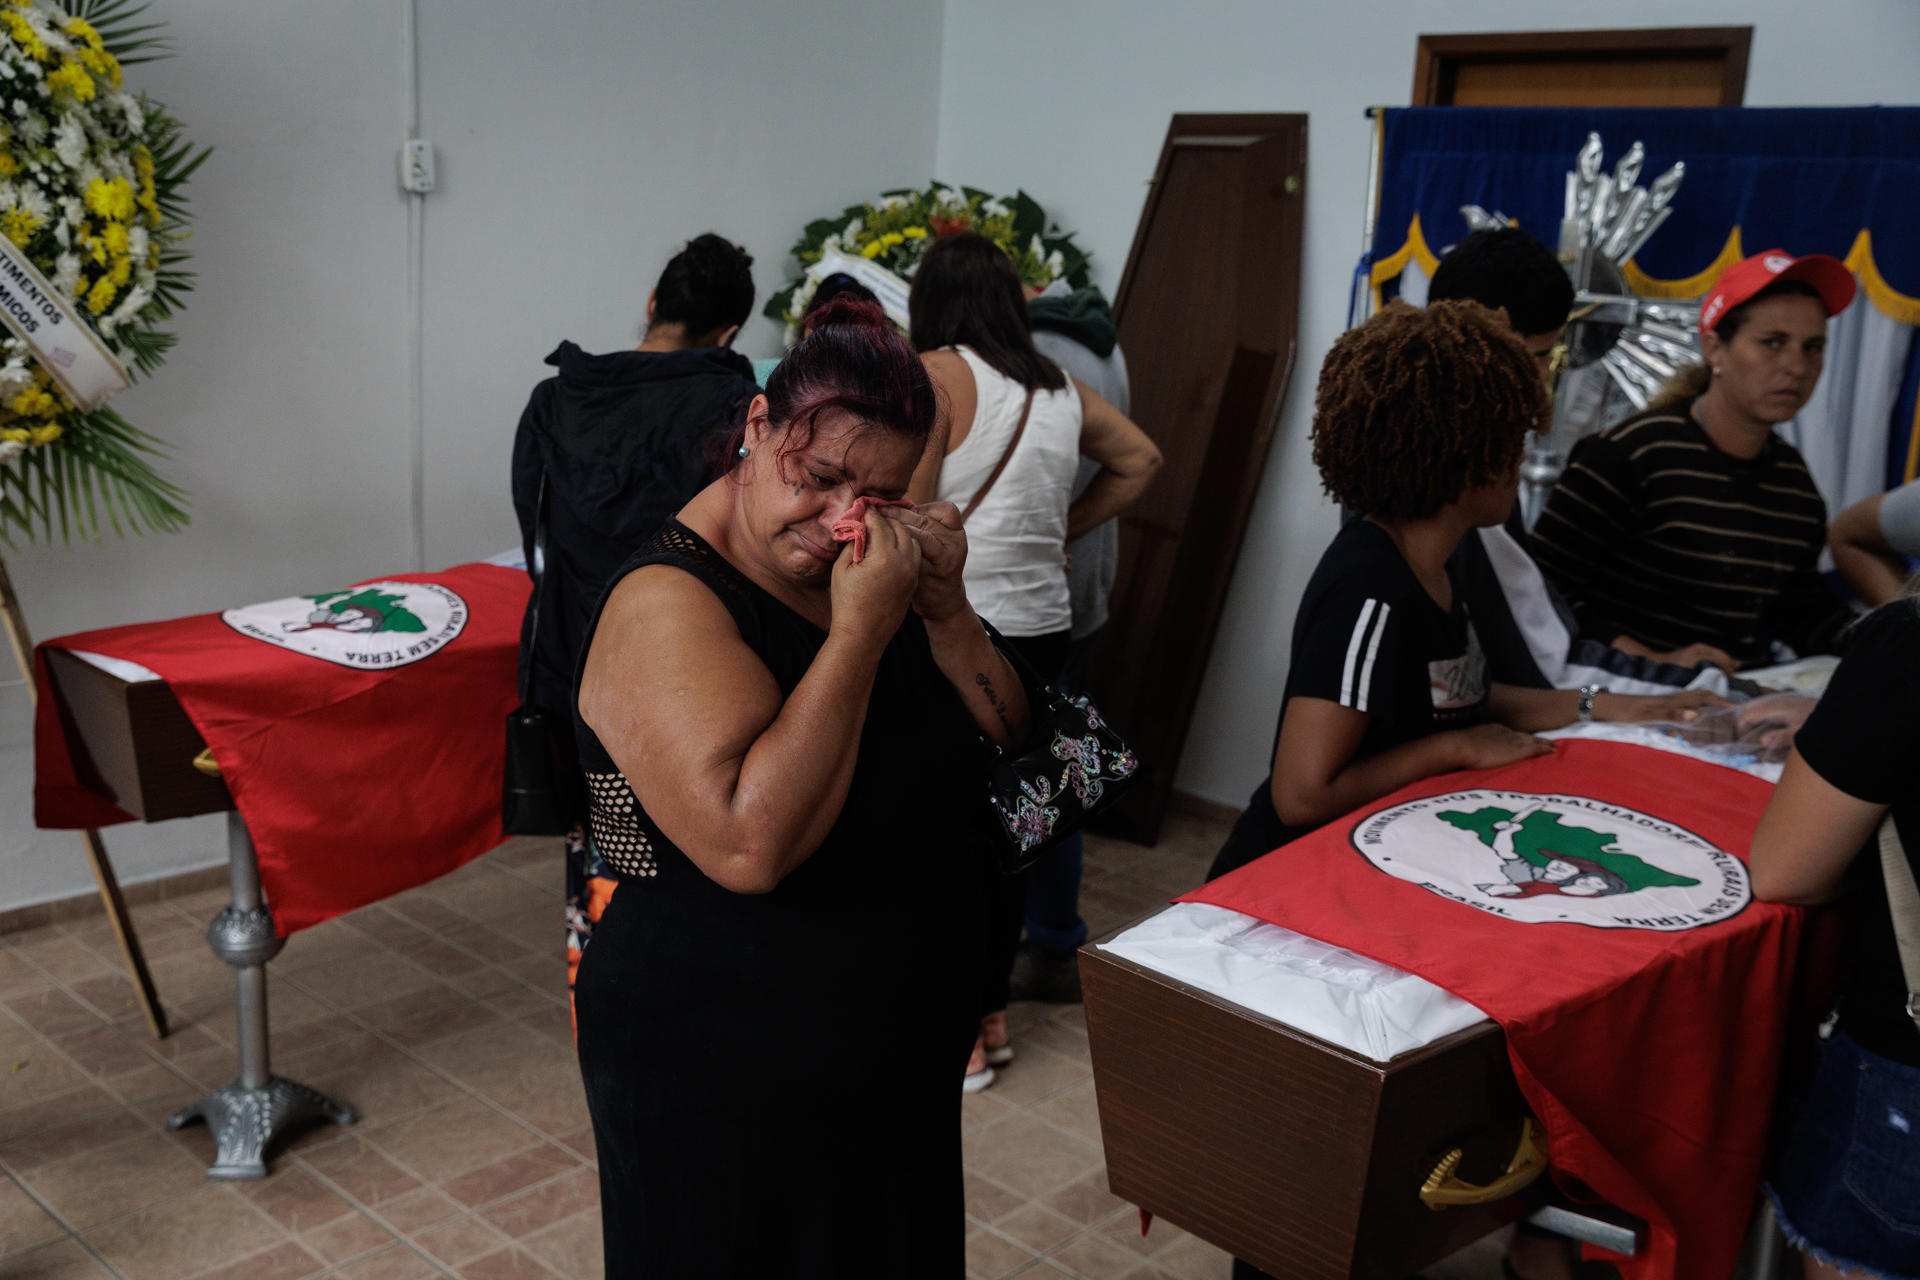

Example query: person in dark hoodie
[1009,279,1131,1004]
[508,231,759,1018]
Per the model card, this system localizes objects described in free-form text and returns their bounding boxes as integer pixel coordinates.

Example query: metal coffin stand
[1080,936,1641,1279]
[42,649,355,1177]
[166,809,356,1178]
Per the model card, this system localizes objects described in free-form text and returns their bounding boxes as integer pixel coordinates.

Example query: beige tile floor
[0,811,1511,1280]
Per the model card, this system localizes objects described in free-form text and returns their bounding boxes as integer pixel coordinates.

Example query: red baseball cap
[1698,249,1856,335]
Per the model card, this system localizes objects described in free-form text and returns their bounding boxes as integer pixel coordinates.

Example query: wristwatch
[1577,684,1602,723]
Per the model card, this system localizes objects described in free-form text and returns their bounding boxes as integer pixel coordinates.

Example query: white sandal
[962,1034,996,1092]
[981,1011,1014,1067]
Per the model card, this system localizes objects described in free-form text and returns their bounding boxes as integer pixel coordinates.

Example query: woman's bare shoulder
[581,565,751,694]
[579,560,772,741]
[596,563,739,647]
[920,346,972,384]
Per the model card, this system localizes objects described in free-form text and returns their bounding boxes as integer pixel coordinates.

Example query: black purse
[981,634,1139,875]
[501,475,574,836]
[502,705,570,835]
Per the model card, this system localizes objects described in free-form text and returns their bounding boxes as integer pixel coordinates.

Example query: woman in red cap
[1532,250,1859,670]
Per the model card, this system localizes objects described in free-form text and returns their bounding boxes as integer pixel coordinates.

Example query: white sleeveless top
[934,346,1081,637]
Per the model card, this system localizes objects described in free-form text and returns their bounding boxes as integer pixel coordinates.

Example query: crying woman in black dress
[570,298,1027,1278]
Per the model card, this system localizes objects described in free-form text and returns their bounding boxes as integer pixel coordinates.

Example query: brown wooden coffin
[42,647,232,822]
[1082,933,1539,1279]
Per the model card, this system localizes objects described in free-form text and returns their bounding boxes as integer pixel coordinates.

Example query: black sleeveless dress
[572,521,991,1278]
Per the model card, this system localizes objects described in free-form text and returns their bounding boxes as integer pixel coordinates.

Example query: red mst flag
[34,562,530,935]
[1182,738,1801,1280]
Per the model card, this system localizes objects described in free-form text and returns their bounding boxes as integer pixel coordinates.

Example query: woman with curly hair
[1207,300,1723,887]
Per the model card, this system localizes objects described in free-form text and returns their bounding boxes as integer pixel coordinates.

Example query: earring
[736,444,750,459]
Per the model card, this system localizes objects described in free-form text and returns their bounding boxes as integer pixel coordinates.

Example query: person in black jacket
[508,232,759,1019]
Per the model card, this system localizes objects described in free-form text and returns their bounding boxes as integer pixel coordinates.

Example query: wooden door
[1413,27,1750,107]
[1090,114,1307,844]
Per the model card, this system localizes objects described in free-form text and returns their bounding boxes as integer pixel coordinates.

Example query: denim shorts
[1765,1026,1920,1280]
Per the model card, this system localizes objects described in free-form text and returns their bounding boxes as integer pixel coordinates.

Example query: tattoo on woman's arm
[974,672,1016,738]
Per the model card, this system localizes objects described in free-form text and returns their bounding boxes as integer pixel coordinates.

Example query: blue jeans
[1766,1026,1920,1279]
[1022,633,1094,956]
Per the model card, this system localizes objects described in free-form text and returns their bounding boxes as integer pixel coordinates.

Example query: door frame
[1412,26,1751,107]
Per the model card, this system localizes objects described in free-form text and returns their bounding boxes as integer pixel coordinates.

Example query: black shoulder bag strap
[523,471,549,702]
[502,472,571,835]
[960,389,1035,525]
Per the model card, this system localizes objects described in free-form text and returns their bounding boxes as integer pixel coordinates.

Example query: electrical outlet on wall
[399,140,436,195]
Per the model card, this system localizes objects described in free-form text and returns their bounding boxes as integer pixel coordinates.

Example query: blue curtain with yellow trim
[1368,106,1920,496]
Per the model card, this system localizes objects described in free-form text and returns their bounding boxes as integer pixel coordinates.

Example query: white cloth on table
[69,651,160,683]
[1099,902,1490,1063]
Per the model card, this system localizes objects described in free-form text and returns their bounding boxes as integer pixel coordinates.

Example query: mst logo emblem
[222,582,468,669]
[1353,790,1750,931]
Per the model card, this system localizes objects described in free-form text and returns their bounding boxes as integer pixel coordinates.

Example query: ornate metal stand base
[173,810,358,1178]
[167,1076,356,1180]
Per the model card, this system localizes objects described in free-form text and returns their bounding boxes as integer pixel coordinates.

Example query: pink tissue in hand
[830,497,913,563]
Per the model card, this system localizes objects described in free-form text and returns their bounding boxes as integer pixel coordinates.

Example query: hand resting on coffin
[1270,698,1552,831]
[1733,693,1819,752]
[1488,682,1729,731]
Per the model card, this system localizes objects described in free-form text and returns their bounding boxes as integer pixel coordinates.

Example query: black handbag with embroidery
[981,635,1139,875]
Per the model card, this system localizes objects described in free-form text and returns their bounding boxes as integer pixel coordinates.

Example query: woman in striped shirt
[1532,251,1860,669]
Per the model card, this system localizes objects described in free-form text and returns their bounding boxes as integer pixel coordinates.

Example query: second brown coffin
[1082,937,1538,1279]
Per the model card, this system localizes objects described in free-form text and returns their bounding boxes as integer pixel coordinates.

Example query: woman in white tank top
[931,345,1082,636]
[906,232,1162,1089]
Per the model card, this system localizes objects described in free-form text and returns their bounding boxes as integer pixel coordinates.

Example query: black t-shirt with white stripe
[1530,401,1852,667]
[1210,519,1489,877]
